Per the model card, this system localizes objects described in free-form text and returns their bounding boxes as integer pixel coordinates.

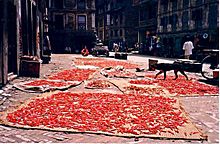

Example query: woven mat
[0,91,207,140]
[109,79,171,97]
[13,79,82,93]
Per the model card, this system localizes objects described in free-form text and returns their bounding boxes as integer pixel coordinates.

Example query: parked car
[91,43,109,57]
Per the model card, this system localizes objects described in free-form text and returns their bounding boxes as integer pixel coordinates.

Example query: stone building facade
[0,0,48,87]
[97,0,218,57]
[96,0,138,50]
[157,0,219,58]
[133,0,158,55]
[48,0,96,53]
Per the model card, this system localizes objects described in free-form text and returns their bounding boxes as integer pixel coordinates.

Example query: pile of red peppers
[24,79,74,87]
[48,69,96,81]
[86,80,111,89]
[7,92,188,135]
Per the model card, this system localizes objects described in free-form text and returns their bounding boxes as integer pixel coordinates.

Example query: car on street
[91,43,109,57]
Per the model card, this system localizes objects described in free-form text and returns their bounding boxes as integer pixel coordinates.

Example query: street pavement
[0,54,218,143]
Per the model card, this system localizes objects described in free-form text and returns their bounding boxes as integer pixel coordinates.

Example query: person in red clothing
[81,46,89,56]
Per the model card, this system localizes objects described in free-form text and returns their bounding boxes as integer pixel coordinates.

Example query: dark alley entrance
[7,2,17,74]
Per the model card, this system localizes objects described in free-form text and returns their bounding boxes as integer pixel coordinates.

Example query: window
[67,15,74,29]
[87,0,92,8]
[162,0,168,13]
[160,17,168,31]
[65,0,76,8]
[114,16,118,25]
[119,15,123,25]
[192,9,203,29]
[107,14,110,26]
[120,29,123,36]
[196,0,203,5]
[183,0,189,9]
[192,9,202,20]
[99,18,103,27]
[54,0,64,9]
[169,16,173,24]
[209,5,218,28]
[172,1,177,11]
[140,9,146,21]
[77,15,86,30]
[133,0,139,5]
[114,30,118,37]
[110,30,113,37]
[182,11,188,29]
[77,0,86,10]
[110,16,114,25]
[148,6,153,19]
[172,14,178,31]
[160,17,165,26]
[55,15,64,29]
[92,13,95,28]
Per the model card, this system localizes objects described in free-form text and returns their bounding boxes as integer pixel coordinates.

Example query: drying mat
[73,65,100,70]
[47,68,97,81]
[143,77,219,97]
[73,57,105,62]
[73,57,140,69]
[84,79,115,89]
[128,72,219,97]
[157,80,218,97]
[13,79,82,93]
[109,79,171,97]
[0,91,206,140]
[100,68,137,78]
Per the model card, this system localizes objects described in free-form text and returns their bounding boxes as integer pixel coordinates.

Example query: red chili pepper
[6,92,189,136]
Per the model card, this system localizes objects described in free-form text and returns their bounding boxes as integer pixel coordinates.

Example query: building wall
[95,0,218,57]
[48,0,96,53]
[157,0,219,58]
[0,0,47,87]
[133,0,158,55]
[0,0,8,87]
[96,0,138,50]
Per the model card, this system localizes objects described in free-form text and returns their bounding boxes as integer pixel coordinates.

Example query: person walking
[183,39,194,59]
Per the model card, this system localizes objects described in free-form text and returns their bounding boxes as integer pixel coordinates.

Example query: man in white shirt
[183,40,194,59]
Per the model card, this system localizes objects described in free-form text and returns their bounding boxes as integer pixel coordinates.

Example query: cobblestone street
[0,54,218,143]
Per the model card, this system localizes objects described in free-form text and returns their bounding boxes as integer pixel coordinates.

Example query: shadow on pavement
[198,79,219,87]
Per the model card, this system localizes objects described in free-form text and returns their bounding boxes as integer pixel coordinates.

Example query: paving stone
[0,137,9,143]
[0,97,7,105]
[0,125,12,131]
[2,93,11,97]
[45,133,69,141]
[15,134,32,142]
[1,136,16,142]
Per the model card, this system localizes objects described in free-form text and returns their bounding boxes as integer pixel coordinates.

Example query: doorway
[7,2,17,74]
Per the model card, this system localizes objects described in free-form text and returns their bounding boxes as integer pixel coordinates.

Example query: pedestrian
[113,43,119,53]
[43,35,51,56]
[134,42,139,51]
[183,39,194,59]
[81,46,89,56]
